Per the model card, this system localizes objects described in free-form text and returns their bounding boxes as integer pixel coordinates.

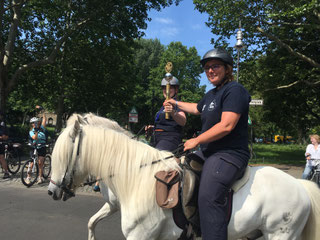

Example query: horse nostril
[48,190,53,196]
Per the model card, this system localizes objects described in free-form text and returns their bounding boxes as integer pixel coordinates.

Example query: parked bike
[3,141,21,174]
[20,143,51,187]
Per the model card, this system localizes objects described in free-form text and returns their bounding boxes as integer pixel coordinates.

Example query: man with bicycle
[0,111,10,179]
[28,106,47,184]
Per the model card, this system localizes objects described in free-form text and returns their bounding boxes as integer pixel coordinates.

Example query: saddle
[155,153,251,240]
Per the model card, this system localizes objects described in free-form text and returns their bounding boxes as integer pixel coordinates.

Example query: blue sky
[142,1,236,91]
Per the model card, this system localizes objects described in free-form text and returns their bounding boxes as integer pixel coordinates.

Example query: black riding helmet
[200,48,233,67]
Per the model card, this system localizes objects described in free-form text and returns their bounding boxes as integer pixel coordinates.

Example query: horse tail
[298,179,320,240]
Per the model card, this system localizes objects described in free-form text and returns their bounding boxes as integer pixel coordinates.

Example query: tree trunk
[55,94,64,133]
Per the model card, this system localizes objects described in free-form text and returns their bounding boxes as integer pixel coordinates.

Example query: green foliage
[1,0,182,123]
[251,143,306,165]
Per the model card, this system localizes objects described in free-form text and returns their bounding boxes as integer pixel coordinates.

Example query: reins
[140,143,188,168]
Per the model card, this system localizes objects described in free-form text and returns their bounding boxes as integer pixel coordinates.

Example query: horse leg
[88,202,118,240]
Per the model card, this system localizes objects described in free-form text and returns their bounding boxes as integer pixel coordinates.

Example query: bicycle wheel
[7,149,21,174]
[21,159,39,187]
[42,154,51,179]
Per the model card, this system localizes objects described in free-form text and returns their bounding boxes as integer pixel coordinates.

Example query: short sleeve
[222,86,250,114]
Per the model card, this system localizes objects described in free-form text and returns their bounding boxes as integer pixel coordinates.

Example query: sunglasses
[203,64,223,72]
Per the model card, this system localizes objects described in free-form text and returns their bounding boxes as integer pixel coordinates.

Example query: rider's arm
[31,131,38,140]
[0,134,8,141]
[305,144,313,159]
[164,99,200,115]
[184,111,241,151]
[171,110,186,126]
[163,102,187,126]
[41,111,46,128]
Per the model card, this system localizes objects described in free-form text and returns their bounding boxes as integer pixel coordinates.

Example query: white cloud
[154,17,174,24]
[191,24,202,30]
[160,27,179,37]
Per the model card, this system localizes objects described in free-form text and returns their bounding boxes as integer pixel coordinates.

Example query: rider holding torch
[146,63,186,151]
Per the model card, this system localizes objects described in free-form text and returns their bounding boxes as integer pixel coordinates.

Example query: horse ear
[69,118,81,141]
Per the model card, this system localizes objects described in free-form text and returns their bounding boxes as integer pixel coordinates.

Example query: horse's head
[48,117,87,201]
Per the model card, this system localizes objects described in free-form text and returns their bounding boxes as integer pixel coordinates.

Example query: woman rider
[165,48,251,240]
[146,76,186,151]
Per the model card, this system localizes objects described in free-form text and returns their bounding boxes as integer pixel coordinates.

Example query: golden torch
[165,62,173,119]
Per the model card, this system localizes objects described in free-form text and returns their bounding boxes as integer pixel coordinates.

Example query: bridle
[50,126,83,199]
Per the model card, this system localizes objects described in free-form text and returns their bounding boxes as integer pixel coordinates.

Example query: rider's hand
[163,103,175,114]
[163,99,175,108]
[145,125,154,131]
[184,138,200,151]
[36,105,43,110]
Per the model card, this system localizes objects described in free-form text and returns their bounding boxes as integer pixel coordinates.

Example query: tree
[0,0,182,115]
[193,0,320,84]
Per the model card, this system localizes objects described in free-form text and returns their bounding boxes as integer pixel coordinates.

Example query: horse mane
[54,121,180,220]
[66,112,133,137]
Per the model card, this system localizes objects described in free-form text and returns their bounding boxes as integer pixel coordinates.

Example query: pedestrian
[165,48,251,240]
[0,112,10,179]
[146,75,186,152]
[302,134,320,179]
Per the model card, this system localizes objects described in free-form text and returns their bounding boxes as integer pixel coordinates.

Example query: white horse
[66,113,131,240]
[48,118,320,240]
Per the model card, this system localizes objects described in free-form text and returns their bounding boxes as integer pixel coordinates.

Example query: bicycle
[2,141,21,174]
[20,143,51,187]
[307,158,320,188]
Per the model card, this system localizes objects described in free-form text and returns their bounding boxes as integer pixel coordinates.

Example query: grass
[250,143,306,166]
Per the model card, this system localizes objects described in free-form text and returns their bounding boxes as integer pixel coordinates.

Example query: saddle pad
[232,166,250,192]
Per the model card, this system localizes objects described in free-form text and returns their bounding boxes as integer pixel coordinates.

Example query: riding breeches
[198,152,247,240]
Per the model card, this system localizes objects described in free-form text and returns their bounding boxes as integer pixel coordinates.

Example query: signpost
[249,99,263,106]
[129,107,138,123]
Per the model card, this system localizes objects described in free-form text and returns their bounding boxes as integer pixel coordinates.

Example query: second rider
[146,76,186,152]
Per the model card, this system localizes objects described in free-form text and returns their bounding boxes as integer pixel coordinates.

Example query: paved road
[0,176,125,240]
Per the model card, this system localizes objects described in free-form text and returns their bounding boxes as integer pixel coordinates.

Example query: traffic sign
[250,99,263,106]
[129,107,138,123]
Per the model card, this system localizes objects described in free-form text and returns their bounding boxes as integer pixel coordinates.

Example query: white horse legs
[88,202,119,240]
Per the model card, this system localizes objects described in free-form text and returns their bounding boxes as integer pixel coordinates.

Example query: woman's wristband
[175,100,178,111]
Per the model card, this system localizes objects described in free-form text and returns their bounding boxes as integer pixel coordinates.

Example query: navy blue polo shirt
[197,81,251,161]
[154,105,183,133]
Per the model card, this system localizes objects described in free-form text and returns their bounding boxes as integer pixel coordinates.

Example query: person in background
[145,76,186,152]
[28,106,47,184]
[302,134,320,179]
[165,48,251,240]
[93,179,100,192]
[0,112,10,179]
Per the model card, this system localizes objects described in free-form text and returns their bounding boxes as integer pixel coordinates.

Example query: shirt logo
[202,104,206,112]
[208,100,216,111]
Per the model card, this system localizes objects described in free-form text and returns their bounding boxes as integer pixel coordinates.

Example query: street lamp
[234,21,245,82]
